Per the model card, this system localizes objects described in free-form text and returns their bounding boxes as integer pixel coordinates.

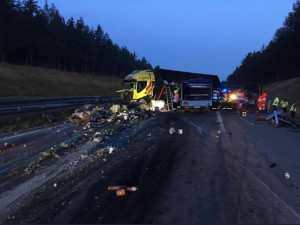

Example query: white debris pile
[69,103,155,125]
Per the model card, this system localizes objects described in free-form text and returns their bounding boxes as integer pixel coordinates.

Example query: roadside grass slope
[0,64,122,97]
[264,77,300,119]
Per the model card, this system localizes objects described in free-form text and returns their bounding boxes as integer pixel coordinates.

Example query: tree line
[227,1,300,85]
[0,0,152,77]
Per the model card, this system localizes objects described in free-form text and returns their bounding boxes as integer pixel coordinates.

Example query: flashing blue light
[223,88,227,93]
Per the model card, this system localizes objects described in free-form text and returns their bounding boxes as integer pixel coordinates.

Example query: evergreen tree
[0,0,152,77]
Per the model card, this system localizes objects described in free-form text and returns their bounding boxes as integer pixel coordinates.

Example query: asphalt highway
[0,110,299,224]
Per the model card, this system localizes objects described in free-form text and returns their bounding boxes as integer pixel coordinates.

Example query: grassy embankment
[0,63,123,134]
[0,63,122,97]
[264,77,300,119]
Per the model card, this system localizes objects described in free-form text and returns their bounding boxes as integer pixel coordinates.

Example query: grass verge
[0,63,122,97]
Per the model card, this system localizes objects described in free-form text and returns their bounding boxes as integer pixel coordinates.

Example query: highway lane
[0,110,299,223]
[220,110,300,222]
[153,111,300,224]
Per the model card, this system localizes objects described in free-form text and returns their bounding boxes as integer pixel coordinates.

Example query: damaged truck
[117,68,220,110]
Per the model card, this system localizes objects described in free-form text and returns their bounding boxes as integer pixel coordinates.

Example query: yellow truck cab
[117,70,155,103]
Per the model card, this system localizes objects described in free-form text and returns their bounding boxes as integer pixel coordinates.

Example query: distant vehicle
[180,79,212,111]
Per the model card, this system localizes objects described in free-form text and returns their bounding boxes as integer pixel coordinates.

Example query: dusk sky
[37,0,296,81]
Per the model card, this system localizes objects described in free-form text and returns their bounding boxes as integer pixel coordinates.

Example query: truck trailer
[181,78,213,111]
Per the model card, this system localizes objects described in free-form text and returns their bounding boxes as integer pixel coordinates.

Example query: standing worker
[262,91,267,112]
[239,90,244,98]
[290,101,296,118]
[272,94,279,111]
[173,89,180,110]
[280,98,289,113]
[257,93,263,112]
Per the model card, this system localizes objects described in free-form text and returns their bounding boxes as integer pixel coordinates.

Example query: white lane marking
[216,111,226,133]
[0,127,54,141]
[240,117,255,126]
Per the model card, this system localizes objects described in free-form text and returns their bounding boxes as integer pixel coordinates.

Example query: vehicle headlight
[230,94,237,100]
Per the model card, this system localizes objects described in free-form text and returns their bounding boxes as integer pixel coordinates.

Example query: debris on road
[256,109,300,129]
[126,186,138,192]
[93,137,102,143]
[41,151,52,157]
[108,186,138,196]
[178,129,183,134]
[3,142,15,149]
[108,186,124,191]
[169,127,176,134]
[108,186,138,191]
[150,100,165,111]
[116,189,126,196]
[110,104,120,114]
[104,146,115,154]
[270,163,277,168]
[53,183,57,187]
[96,149,104,156]
[61,142,69,148]
[285,172,290,179]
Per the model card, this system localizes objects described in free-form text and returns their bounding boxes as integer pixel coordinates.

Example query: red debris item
[116,189,126,196]
[256,115,266,121]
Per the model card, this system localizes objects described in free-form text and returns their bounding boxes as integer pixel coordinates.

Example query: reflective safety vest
[257,95,262,103]
[290,103,296,112]
[173,93,180,102]
[239,92,244,98]
[273,97,279,107]
[262,92,267,101]
[280,100,288,108]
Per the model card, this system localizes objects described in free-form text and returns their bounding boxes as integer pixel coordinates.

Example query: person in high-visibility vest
[173,89,180,110]
[290,101,296,118]
[257,94,263,111]
[280,98,289,113]
[239,91,244,98]
[272,94,279,111]
[262,91,267,112]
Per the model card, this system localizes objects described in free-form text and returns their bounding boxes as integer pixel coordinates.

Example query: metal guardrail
[0,95,121,120]
[0,96,120,107]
